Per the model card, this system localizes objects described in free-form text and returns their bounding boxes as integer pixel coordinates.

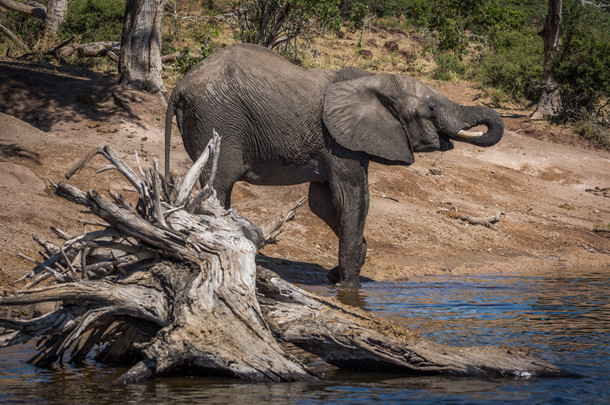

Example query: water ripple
[1,269,608,404]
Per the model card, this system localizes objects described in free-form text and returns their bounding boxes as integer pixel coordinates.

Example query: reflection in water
[1,269,609,404]
[335,286,367,308]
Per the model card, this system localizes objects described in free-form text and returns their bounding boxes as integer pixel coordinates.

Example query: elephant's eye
[429,104,436,114]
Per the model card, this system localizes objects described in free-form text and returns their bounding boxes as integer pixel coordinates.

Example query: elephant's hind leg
[197,145,245,209]
[308,181,340,236]
[308,180,368,286]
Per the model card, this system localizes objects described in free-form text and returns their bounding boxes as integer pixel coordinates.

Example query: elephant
[164,43,504,287]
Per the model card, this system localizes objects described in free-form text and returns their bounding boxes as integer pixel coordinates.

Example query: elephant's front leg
[329,173,369,287]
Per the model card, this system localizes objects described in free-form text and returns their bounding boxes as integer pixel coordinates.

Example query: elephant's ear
[322,74,414,165]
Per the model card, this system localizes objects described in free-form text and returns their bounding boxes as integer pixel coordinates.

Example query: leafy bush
[403,0,433,25]
[432,51,467,81]
[174,45,218,74]
[192,19,221,46]
[233,0,341,49]
[574,114,609,147]
[436,17,466,52]
[551,0,610,122]
[474,28,543,102]
[0,11,44,48]
[59,0,125,43]
[348,2,369,30]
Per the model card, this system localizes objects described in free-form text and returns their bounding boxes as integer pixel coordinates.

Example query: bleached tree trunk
[119,0,167,94]
[532,0,563,120]
[44,0,67,36]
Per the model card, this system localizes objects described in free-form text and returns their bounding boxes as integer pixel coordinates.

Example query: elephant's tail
[164,93,177,180]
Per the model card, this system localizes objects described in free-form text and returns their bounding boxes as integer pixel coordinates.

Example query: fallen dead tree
[62,41,120,61]
[0,134,567,384]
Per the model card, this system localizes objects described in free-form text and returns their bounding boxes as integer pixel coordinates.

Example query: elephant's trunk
[451,105,504,147]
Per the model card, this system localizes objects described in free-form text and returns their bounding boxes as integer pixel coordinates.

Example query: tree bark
[119,0,167,95]
[532,0,563,120]
[0,135,569,384]
[43,0,67,37]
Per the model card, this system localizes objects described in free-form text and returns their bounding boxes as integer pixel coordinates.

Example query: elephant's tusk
[457,129,484,139]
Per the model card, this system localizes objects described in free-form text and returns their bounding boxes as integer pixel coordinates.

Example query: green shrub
[574,114,609,147]
[432,51,467,81]
[234,0,341,49]
[161,33,177,56]
[60,0,125,42]
[404,0,433,26]
[348,2,369,30]
[551,0,610,122]
[474,28,543,103]
[192,20,221,46]
[173,44,218,74]
[1,11,44,48]
[436,17,466,52]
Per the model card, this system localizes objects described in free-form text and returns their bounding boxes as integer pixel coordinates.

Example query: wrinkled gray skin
[165,44,504,287]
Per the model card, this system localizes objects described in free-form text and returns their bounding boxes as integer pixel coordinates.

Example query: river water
[0,269,608,404]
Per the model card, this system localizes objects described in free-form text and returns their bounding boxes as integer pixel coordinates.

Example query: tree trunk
[0,135,569,384]
[532,0,563,120]
[44,0,67,37]
[119,0,166,94]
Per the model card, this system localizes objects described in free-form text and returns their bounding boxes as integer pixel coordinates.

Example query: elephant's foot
[327,266,360,287]
[327,266,340,284]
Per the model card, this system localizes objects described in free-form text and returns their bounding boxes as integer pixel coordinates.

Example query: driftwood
[61,41,120,61]
[0,134,567,384]
[439,208,502,231]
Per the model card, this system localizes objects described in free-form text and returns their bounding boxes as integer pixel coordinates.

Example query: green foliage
[306,0,343,30]
[432,51,466,81]
[163,16,221,73]
[358,0,409,18]
[404,0,433,26]
[348,2,369,30]
[471,1,526,35]
[436,17,466,52]
[161,33,177,56]
[233,0,341,49]
[551,0,610,122]
[192,20,221,45]
[59,0,125,42]
[475,28,543,102]
[401,0,532,53]
[173,45,217,74]
[574,114,609,147]
[0,11,44,48]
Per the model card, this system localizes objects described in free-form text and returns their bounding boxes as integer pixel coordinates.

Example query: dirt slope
[0,62,608,287]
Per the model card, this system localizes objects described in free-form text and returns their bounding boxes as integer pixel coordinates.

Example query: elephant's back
[175,44,323,95]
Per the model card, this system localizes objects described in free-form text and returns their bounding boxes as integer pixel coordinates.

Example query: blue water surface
[0,269,608,404]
